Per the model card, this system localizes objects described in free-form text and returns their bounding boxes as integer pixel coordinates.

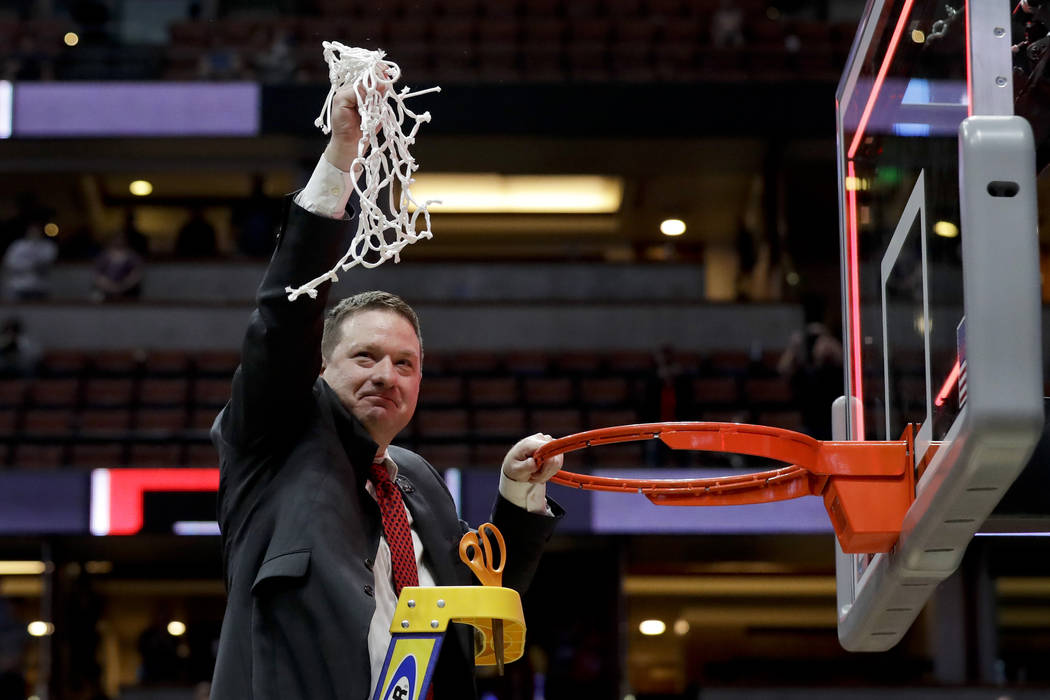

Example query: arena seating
[0,1,856,83]
[0,347,802,470]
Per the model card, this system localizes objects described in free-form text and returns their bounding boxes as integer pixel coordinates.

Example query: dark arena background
[1,0,1050,698]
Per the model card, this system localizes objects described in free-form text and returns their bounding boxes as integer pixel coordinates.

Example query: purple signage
[590,469,833,535]
[13,82,260,137]
[0,470,90,534]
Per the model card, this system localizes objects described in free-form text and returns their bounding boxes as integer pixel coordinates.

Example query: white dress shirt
[294,155,553,694]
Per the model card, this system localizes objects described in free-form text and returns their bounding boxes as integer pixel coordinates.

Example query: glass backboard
[834,0,1043,651]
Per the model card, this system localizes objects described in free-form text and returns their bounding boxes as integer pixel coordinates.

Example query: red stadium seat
[137,408,188,433]
[569,18,611,44]
[195,351,240,376]
[606,351,654,374]
[522,0,561,17]
[432,17,475,44]
[420,376,465,406]
[439,0,481,16]
[530,408,584,435]
[473,408,527,437]
[579,377,634,406]
[588,408,639,428]
[607,0,644,16]
[128,443,183,467]
[588,441,646,468]
[69,443,126,468]
[504,351,551,376]
[756,410,805,433]
[139,379,189,407]
[23,409,74,437]
[646,0,685,16]
[475,44,519,80]
[691,377,739,406]
[522,377,574,406]
[521,17,566,44]
[11,444,65,469]
[417,443,470,470]
[145,350,192,375]
[466,377,518,406]
[476,18,519,45]
[83,379,135,408]
[91,350,143,376]
[564,0,602,18]
[40,349,86,375]
[190,409,219,432]
[194,379,232,408]
[555,352,603,375]
[707,350,751,373]
[472,443,510,468]
[743,377,793,405]
[0,408,17,435]
[0,379,28,408]
[78,409,132,434]
[29,379,80,407]
[185,444,218,467]
[169,21,210,48]
[416,409,470,438]
[520,46,564,81]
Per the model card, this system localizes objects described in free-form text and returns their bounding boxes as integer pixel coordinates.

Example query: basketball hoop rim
[533,421,909,505]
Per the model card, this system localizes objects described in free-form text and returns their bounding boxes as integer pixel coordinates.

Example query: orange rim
[533,422,909,506]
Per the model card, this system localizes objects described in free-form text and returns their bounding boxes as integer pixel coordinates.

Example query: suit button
[363,585,374,597]
[364,558,374,570]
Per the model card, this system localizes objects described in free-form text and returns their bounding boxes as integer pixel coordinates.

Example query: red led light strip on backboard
[844,0,974,438]
[846,160,865,439]
[844,0,918,438]
[846,0,918,159]
[965,0,973,117]
[934,359,962,407]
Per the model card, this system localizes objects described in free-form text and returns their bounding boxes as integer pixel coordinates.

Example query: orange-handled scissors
[459,522,505,587]
[458,523,506,673]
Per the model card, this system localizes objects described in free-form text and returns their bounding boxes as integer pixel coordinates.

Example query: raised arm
[219,86,367,449]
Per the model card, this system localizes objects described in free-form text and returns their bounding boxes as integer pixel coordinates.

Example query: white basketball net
[285,43,441,301]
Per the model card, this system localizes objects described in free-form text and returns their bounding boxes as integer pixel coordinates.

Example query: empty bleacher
[0,346,804,470]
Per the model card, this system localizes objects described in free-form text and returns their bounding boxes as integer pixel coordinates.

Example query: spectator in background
[2,220,58,300]
[175,207,218,258]
[231,174,279,257]
[254,27,297,84]
[711,0,745,47]
[198,36,243,80]
[0,597,26,700]
[0,318,41,377]
[1,35,54,81]
[778,295,844,439]
[653,344,685,423]
[0,672,24,700]
[123,209,150,257]
[92,230,144,301]
[58,224,101,261]
[0,193,46,256]
[137,609,187,685]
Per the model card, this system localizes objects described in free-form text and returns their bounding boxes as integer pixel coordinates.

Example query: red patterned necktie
[369,462,435,700]
[369,461,419,596]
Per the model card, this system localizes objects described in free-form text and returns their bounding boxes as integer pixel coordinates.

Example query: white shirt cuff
[498,471,553,516]
[293,155,353,219]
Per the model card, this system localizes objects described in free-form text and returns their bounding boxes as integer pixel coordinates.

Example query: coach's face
[321,309,422,450]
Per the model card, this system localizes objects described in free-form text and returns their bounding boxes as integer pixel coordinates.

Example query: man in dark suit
[210,84,565,700]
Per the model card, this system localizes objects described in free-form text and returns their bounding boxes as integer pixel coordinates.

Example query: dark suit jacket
[210,197,563,700]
